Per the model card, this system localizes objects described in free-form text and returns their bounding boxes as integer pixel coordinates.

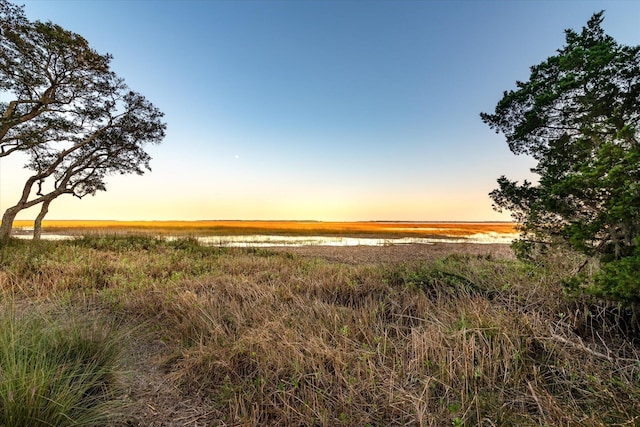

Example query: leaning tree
[481,12,640,309]
[0,0,166,239]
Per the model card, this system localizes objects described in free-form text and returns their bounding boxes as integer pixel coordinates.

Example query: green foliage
[0,239,51,280]
[72,234,163,251]
[0,0,166,239]
[592,243,640,305]
[0,308,124,426]
[384,256,491,298]
[481,12,640,307]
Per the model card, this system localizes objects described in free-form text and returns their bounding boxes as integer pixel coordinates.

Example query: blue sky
[2,0,639,221]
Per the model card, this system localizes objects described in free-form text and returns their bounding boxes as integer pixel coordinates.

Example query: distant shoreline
[13,219,518,242]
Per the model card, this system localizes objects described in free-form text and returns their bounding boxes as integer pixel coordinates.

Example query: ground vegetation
[1,236,638,426]
[481,12,640,315]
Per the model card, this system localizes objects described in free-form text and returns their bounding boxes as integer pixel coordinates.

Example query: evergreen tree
[481,12,640,308]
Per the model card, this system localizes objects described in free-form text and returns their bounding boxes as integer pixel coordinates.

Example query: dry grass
[12,219,517,238]
[1,236,639,426]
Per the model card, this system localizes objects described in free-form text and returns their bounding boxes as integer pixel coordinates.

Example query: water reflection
[15,231,518,246]
[185,233,517,247]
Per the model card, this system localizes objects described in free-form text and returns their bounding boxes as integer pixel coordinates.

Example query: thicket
[481,12,640,319]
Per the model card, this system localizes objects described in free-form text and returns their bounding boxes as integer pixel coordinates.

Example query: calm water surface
[14,229,517,246]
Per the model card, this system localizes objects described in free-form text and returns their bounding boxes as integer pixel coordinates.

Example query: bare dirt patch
[121,337,213,427]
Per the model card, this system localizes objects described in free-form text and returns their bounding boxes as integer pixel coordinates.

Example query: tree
[481,12,640,308]
[0,0,166,240]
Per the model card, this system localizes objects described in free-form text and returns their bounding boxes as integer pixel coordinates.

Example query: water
[14,229,518,246]
[181,233,517,247]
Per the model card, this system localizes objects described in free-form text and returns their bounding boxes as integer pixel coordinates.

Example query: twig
[548,333,612,362]
[527,381,549,425]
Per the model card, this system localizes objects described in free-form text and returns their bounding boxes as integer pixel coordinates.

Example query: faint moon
[234,154,239,159]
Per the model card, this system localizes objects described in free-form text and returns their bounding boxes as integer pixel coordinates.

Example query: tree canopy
[0,0,166,239]
[481,12,640,308]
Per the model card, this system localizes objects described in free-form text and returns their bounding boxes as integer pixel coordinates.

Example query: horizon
[2,1,639,222]
[13,219,515,225]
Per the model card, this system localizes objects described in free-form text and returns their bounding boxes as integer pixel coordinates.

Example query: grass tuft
[0,306,124,427]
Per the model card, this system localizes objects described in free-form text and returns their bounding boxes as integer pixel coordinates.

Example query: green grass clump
[71,234,163,251]
[0,307,123,427]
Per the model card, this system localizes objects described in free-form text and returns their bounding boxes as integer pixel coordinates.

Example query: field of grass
[1,235,639,426]
[12,219,517,238]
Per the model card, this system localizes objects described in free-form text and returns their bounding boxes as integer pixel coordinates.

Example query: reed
[12,219,517,238]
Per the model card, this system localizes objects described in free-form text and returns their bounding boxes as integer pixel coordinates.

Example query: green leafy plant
[481,12,640,316]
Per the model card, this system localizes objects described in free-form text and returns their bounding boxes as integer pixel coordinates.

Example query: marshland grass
[1,235,639,426]
[12,219,517,238]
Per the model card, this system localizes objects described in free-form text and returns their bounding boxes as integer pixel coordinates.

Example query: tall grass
[1,236,639,425]
[0,306,124,426]
[108,243,639,425]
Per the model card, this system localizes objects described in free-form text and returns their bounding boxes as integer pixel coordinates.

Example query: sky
[1,0,639,222]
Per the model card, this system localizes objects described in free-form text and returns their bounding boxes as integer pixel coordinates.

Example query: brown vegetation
[12,219,517,238]
[1,236,638,426]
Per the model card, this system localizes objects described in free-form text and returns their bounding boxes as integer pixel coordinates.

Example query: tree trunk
[0,206,20,241]
[0,175,38,241]
[632,302,640,333]
[33,199,52,241]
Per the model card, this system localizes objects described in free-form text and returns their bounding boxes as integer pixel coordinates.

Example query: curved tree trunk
[1,174,66,241]
[0,206,21,240]
[33,199,52,241]
[1,175,38,241]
